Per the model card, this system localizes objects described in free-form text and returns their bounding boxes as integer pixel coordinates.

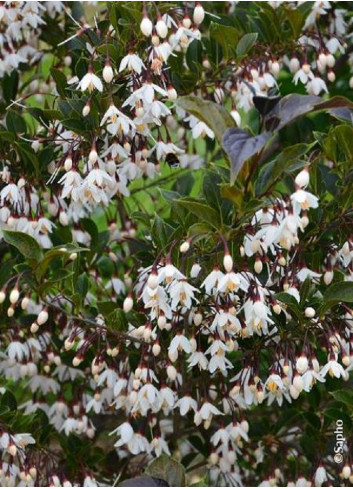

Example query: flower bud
[9,287,20,304]
[8,443,17,457]
[157,314,167,329]
[167,364,177,380]
[342,465,351,479]
[289,57,300,73]
[327,70,335,83]
[342,354,350,367]
[21,296,29,310]
[180,240,190,253]
[305,307,315,318]
[0,290,6,304]
[193,312,203,326]
[230,109,241,126]
[223,253,233,273]
[72,355,82,367]
[293,374,303,391]
[37,309,49,325]
[301,214,309,228]
[167,86,177,100]
[59,210,69,226]
[326,53,335,68]
[254,258,263,274]
[88,148,98,164]
[103,62,114,83]
[123,295,133,313]
[296,354,308,374]
[156,18,168,38]
[295,168,309,188]
[31,322,39,333]
[82,103,91,117]
[64,157,73,172]
[193,3,205,25]
[209,452,219,465]
[152,342,161,356]
[271,60,280,76]
[318,52,327,67]
[324,270,333,285]
[168,350,178,362]
[147,272,158,289]
[140,15,153,37]
[302,62,311,74]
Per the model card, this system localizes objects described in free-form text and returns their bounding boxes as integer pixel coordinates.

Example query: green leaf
[286,8,306,38]
[151,215,175,249]
[15,142,40,175]
[323,125,353,163]
[176,95,234,143]
[0,389,17,412]
[255,142,315,195]
[275,292,302,319]
[106,308,128,333]
[51,67,68,98]
[210,22,239,58]
[145,455,186,487]
[3,230,42,266]
[236,32,258,57]
[176,199,221,229]
[35,245,88,281]
[330,390,353,407]
[320,281,353,313]
[6,110,26,134]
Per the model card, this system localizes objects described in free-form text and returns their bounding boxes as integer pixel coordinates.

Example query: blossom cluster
[0,1,353,487]
[1,1,352,249]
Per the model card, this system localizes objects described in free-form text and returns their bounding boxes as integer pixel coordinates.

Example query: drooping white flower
[119,52,145,74]
[77,69,103,92]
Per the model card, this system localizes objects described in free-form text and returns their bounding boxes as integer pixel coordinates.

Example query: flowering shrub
[1,1,353,486]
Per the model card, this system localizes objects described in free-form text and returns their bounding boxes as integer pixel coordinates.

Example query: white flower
[119,53,145,74]
[265,373,283,392]
[314,465,328,486]
[302,368,325,392]
[169,333,192,355]
[291,189,319,213]
[296,267,321,282]
[293,66,314,85]
[196,402,223,423]
[320,355,346,379]
[111,421,134,445]
[123,83,168,108]
[188,350,208,370]
[77,69,103,92]
[186,115,215,139]
[151,435,171,457]
[176,395,198,415]
[211,427,229,446]
[201,267,224,294]
[306,76,328,95]
[169,280,198,310]
[217,272,244,294]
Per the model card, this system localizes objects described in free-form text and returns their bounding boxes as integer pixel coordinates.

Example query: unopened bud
[123,295,133,313]
[223,253,233,273]
[305,307,315,318]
